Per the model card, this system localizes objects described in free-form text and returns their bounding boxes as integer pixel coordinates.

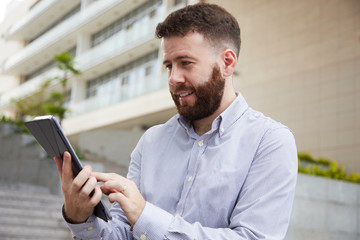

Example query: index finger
[93,172,125,182]
[92,172,112,182]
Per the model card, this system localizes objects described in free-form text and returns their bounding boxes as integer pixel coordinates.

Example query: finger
[104,180,128,196]
[94,172,127,182]
[80,176,97,197]
[53,156,63,178]
[62,151,73,187]
[72,165,92,192]
[93,172,113,182]
[89,185,103,207]
[108,192,126,204]
[100,184,115,196]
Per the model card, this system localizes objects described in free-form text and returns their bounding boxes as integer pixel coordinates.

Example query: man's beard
[170,65,225,121]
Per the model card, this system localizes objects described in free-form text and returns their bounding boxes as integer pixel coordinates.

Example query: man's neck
[192,91,236,136]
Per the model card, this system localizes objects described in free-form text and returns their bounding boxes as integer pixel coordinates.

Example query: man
[54,3,298,239]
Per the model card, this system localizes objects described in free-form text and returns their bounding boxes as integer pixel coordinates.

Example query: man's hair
[155,3,241,57]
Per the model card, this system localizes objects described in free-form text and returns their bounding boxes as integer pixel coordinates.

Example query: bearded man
[55,3,298,239]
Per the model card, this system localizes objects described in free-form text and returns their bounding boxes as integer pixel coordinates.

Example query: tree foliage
[11,51,81,125]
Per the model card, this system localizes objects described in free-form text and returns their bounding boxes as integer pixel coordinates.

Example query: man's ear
[221,49,237,78]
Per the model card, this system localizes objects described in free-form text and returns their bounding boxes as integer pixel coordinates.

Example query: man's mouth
[178,92,193,98]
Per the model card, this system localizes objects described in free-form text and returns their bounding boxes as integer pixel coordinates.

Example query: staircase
[0,183,72,240]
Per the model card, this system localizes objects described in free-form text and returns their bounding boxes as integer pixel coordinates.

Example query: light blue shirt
[66,93,298,240]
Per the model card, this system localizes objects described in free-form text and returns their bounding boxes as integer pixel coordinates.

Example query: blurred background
[0,0,359,239]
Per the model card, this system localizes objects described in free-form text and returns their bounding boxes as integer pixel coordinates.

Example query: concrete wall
[206,0,360,172]
[76,126,144,165]
[0,123,60,194]
[75,126,145,176]
[287,174,360,240]
[0,123,142,193]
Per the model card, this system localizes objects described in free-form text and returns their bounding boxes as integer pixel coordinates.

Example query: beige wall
[206,0,360,171]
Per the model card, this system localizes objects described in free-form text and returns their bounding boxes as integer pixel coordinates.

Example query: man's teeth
[179,92,192,97]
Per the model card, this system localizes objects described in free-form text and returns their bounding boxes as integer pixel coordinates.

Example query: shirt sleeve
[64,204,134,240]
[232,126,298,239]
[130,127,298,240]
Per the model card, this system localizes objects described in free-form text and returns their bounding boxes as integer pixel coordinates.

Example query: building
[0,0,185,170]
[0,0,359,172]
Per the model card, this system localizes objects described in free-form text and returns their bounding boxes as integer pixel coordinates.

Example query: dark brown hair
[155,3,241,57]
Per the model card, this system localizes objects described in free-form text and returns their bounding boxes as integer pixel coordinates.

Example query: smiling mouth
[178,92,193,98]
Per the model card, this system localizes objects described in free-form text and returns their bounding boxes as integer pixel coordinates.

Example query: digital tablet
[25,115,112,222]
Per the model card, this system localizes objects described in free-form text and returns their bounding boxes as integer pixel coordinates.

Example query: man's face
[162,32,225,121]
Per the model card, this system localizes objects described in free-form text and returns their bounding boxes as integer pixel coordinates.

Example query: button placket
[176,138,206,215]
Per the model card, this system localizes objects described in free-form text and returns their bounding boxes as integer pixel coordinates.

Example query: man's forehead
[161,33,211,53]
[161,35,220,64]
[161,32,209,47]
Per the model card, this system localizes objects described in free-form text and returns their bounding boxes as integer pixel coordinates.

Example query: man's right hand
[54,151,102,224]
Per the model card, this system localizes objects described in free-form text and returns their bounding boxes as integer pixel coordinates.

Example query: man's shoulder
[243,107,293,136]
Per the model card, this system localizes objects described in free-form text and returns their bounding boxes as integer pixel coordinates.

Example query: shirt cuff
[132,201,174,240]
[63,208,101,239]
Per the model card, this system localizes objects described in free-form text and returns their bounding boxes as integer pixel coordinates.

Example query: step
[0,206,62,219]
[0,214,66,229]
[1,236,71,240]
[0,225,72,239]
[0,187,62,202]
[0,196,63,210]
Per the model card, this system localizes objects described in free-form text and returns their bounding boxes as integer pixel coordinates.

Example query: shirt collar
[177,92,249,137]
[217,92,249,136]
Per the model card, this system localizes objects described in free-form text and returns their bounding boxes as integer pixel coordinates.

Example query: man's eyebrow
[162,55,195,65]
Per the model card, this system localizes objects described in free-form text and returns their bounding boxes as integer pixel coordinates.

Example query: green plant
[298,153,360,184]
[11,51,81,125]
[0,115,29,134]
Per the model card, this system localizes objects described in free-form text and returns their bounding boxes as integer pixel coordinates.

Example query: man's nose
[168,66,185,86]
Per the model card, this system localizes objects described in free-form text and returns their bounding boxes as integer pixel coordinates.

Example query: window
[149,9,156,18]
[91,0,162,47]
[145,65,152,76]
[86,50,158,98]
[174,0,185,6]
[121,75,129,86]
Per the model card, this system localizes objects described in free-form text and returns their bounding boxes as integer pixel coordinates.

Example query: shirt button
[198,140,204,147]
[220,127,225,133]
[140,234,147,240]
[87,227,93,231]
[187,176,192,182]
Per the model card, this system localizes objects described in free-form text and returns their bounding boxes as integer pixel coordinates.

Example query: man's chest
[139,134,258,227]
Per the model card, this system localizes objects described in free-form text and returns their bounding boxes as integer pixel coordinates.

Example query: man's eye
[182,61,191,66]
[165,64,172,70]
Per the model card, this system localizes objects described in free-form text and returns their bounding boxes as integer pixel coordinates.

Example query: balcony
[63,88,174,136]
[5,0,81,41]
[69,67,168,116]
[2,0,148,75]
